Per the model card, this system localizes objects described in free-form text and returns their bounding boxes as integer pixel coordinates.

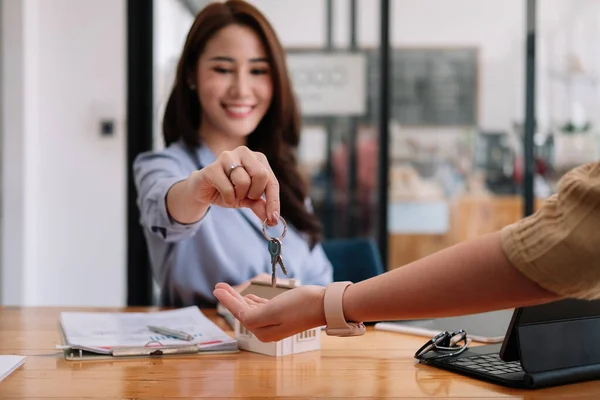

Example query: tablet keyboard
[441,353,523,375]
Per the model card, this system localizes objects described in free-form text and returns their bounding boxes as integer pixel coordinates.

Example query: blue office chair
[321,237,385,283]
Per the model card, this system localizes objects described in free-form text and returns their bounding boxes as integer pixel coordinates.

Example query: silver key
[268,238,287,287]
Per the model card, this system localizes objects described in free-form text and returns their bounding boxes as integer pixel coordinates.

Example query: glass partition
[151,1,598,273]
[386,0,527,270]
[537,0,600,187]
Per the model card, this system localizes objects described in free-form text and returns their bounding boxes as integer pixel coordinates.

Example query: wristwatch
[323,281,366,336]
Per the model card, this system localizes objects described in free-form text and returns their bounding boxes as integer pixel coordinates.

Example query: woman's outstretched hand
[213,282,327,342]
[187,146,280,225]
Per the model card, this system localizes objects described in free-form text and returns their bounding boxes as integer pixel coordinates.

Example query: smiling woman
[132,0,333,308]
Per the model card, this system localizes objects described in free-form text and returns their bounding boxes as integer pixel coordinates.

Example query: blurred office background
[1,0,599,307]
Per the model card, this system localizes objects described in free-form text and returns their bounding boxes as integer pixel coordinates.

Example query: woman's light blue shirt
[133,141,333,307]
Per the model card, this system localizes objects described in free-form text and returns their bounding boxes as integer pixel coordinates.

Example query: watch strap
[323,281,365,336]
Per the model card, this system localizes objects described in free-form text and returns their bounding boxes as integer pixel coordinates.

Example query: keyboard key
[446,352,524,376]
[487,370,508,375]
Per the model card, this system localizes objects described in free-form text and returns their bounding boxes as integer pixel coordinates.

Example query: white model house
[228,278,321,357]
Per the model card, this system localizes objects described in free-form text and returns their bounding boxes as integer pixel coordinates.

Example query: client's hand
[213,282,326,342]
[187,146,280,225]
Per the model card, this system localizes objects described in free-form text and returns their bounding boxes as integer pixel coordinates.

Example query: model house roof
[240,278,299,300]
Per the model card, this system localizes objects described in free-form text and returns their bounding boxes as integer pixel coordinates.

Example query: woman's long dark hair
[162,0,321,246]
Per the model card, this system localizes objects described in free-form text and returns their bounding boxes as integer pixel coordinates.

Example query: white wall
[1,0,40,306]
[0,0,3,296]
[1,0,126,306]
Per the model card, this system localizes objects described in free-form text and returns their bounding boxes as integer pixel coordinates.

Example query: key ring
[262,215,287,241]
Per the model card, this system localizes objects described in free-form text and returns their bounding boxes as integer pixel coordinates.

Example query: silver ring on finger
[227,163,244,180]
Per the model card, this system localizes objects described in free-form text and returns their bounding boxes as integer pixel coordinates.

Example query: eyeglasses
[414,329,471,361]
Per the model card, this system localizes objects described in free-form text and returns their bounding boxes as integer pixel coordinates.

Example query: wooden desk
[1,307,599,399]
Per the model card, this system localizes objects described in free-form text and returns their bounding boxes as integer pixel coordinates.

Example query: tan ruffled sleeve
[500,161,600,299]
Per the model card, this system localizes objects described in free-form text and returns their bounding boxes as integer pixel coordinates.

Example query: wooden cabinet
[388,195,544,270]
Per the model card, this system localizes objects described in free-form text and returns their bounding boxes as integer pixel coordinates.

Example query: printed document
[60,306,237,355]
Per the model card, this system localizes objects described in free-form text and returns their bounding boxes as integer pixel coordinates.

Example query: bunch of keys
[262,216,288,287]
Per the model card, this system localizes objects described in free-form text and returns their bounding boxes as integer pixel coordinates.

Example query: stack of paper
[0,355,25,383]
[59,306,237,359]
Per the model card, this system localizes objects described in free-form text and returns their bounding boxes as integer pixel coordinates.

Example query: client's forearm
[342,232,560,323]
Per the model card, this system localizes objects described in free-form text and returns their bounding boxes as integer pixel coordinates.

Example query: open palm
[213,282,326,342]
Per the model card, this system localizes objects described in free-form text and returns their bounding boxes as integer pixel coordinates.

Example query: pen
[147,325,194,341]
